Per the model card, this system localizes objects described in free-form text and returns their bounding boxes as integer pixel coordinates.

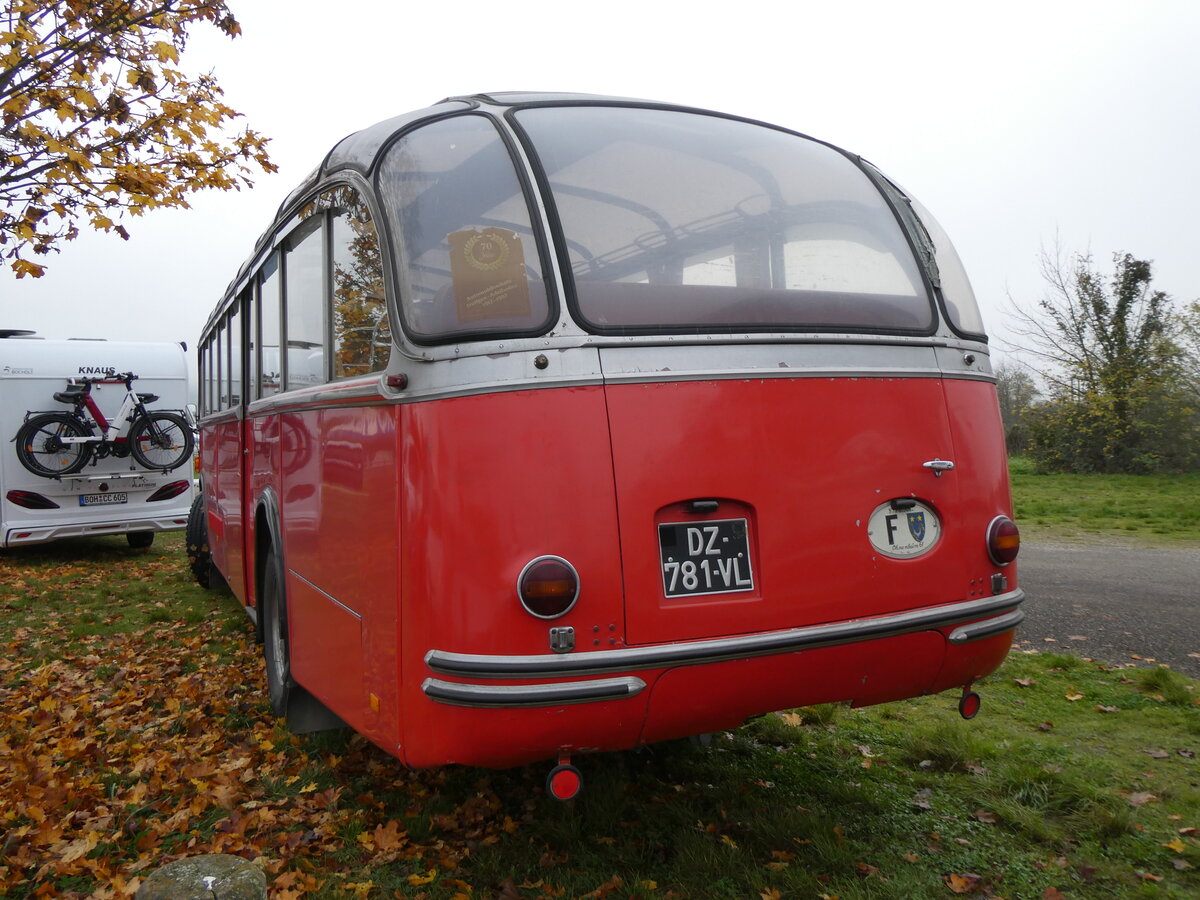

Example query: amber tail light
[986,516,1020,566]
[517,556,580,619]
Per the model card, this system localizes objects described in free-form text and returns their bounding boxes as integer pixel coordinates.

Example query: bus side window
[258,255,281,398]
[284,219,326,390]
[330,187,389,379]
[378,114,552,343]
[214,319,226,411]
[228,302,242,408]
[201,340,212,416]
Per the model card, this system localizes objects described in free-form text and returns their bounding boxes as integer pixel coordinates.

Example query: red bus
[191,93,1023,799]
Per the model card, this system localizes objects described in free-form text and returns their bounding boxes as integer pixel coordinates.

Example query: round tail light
[517,556,580,619]
[986,516,1020,566]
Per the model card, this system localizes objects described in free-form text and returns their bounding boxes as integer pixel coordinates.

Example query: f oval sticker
[866,500,942,559]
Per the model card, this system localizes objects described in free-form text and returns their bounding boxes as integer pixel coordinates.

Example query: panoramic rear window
[515,106,933,334]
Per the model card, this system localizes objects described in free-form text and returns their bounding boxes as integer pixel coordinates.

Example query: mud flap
[285,684,347,734]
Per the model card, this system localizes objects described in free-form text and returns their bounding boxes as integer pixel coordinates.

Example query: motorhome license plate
[658,518,754,597]
[79,492,127,506]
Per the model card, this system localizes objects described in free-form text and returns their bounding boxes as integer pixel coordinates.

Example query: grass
[1008,457,1200,545]
[2,501,1198,899]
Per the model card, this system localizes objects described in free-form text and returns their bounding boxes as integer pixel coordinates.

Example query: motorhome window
[514,106,933,334]
[327,186,390,378]
[377,115,551,343]
[284,219,326,390]
[228,304,242,408]
[258,254,281,398]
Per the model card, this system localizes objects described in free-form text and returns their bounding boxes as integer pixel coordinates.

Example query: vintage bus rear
[194,94,1022,792]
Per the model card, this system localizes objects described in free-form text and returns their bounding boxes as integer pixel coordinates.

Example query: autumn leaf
[1163,838,1187,853]
[408,869,438,886]
[1127,791,1158,807]
[944,872,982,894]
[1065,690,1084,701]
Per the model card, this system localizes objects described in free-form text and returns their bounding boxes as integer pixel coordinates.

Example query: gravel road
[1014,538,1200,677]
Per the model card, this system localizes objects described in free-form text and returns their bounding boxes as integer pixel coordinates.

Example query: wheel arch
[253,487,283,644]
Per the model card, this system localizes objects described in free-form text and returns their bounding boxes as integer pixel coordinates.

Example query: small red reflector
[518,556,580,619]
[386,374,408,390]
[959,690,982,719]
[546,764,583,801]
[986,516,1020,566]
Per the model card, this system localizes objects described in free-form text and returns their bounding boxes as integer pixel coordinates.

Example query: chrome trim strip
[425,589,1026,679]
[947,609,1025,645]
[421,676,646,708]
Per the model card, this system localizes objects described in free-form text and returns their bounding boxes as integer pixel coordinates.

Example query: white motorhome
[1,331,194,548]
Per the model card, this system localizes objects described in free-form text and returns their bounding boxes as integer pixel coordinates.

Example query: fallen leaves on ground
[0,614,508,897]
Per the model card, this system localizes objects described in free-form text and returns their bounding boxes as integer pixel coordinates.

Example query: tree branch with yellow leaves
[0,0,274,277]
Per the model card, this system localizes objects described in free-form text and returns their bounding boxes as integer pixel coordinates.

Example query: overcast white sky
[4,0,1198,373]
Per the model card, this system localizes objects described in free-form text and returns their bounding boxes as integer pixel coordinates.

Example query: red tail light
[147,480,191,502]
[986,516,1020,566]
[6,490,60,510]
[517,556,580,619]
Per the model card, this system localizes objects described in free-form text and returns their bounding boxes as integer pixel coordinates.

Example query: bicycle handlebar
[67,372,139,388]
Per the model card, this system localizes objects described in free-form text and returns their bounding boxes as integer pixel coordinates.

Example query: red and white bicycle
[14,372,194,478]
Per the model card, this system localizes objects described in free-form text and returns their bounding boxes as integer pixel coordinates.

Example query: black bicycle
[15,372,194,478]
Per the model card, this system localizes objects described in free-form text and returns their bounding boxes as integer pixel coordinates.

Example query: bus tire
[262,547,294,718]
[185,494,213,588]
[15,413,92,477]
[126,531,154,549]
[129,411,194,472]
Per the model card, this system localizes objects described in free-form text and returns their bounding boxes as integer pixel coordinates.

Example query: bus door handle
[922,459,955,477]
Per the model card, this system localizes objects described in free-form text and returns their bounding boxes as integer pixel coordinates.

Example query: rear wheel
[15,413,92,477]
[262,548,294,717]
[185,494,212,588]
[129,412,193,471]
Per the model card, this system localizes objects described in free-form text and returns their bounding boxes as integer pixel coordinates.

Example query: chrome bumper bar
[421,589,1025,707]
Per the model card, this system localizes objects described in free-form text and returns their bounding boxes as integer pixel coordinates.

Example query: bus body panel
[278,402,400,745]
[207,415,246,602]
[603,374,967,645]
[0,337,193,547]
[397,387,626,761]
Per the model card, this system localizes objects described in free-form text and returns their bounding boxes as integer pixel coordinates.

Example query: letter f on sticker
[885,513,899,545]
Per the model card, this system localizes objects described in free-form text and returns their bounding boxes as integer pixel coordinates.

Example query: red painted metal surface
[210,373,1019,771]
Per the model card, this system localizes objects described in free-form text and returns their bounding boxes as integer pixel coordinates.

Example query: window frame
[507,102,941,340]
[372,111,560,347]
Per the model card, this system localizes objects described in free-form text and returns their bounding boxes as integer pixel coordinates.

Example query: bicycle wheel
[129,412,194,471]
[15,413,92,477]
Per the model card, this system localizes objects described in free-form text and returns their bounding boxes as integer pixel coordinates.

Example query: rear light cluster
[6,490,59,510]
[986,515,1020,566]
[517,556,580,619]
[147,481,191,502]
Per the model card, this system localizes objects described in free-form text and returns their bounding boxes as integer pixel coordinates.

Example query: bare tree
[1005,244,1196,472]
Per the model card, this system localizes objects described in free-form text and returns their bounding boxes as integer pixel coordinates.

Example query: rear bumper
[423,589,1025,708]
[2,513,189,547]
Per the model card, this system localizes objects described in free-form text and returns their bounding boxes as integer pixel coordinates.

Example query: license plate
[79,492,127,506]
[658,518,754,597]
